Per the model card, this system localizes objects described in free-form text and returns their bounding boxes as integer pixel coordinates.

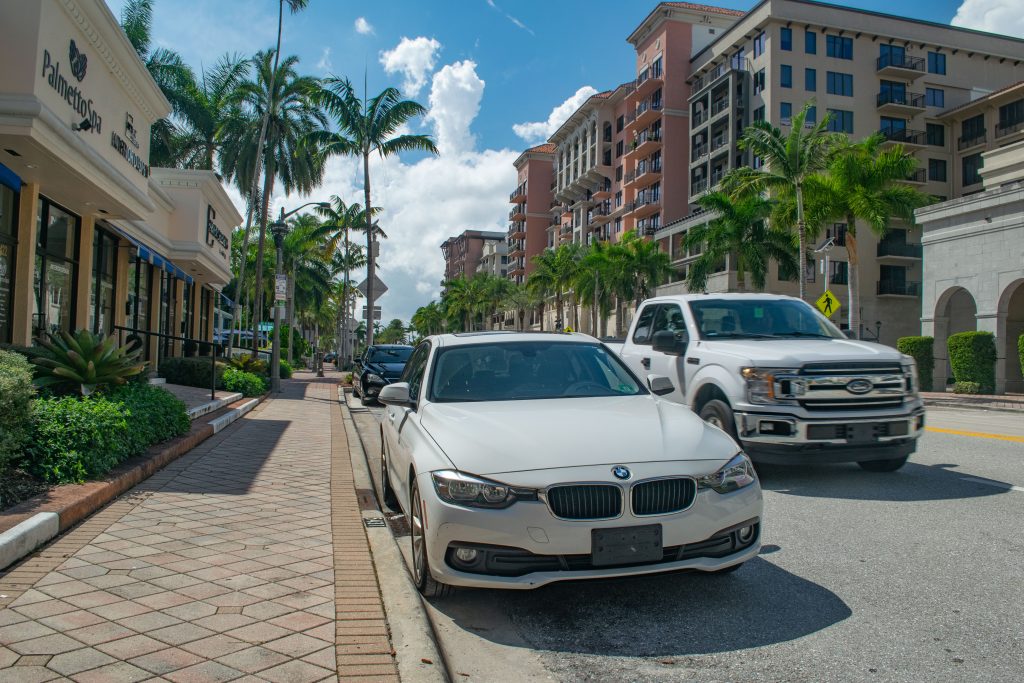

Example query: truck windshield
[429,342,646,402]
[688,299,845,340]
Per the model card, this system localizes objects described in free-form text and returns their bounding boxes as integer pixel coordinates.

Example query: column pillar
[75,216,95,332]
[172,278,184,357]
[147,268,160,365]
[189,283,201,341]
[112,239,130,331]
[11,183,39,345]
[975,311,1006,394]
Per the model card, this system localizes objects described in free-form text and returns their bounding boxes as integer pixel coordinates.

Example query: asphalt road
[348,397,1024,683]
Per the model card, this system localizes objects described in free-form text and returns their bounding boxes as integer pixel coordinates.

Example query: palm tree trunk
[228,194,260,358]
[845,217,860,339]
[796,184,807,301]
[363,151,375,348]
[338,227,350,365]
[251,168,275,358]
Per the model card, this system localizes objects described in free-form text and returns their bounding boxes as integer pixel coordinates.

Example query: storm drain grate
[364,517,386,528]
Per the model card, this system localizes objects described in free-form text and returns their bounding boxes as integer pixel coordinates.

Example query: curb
[0,393,268,571]
[923,398,1024,414]
[186,392,244,420]
[338,388,450,683]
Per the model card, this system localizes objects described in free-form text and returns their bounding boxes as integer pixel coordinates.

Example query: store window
[199,287,210,344]
[89,226,118,335]
[159,271,178,359]
[33,198,79,337]
[126,252,152,358]
[0,184,17,344]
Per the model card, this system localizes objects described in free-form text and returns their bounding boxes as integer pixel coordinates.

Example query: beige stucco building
[0,0,239,365]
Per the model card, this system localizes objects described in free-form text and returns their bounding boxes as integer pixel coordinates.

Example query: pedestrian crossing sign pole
[816,289,840,318]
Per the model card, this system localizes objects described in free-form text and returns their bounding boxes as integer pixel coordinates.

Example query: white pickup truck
[605,293,925,471]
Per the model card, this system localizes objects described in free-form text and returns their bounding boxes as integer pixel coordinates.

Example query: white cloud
[426,60,485,156]
[316,47,332,73]
[485,0,535,36]
[354,16,374,35]
[379,36,442,97]
[512,85,599,145]
[952,0,1024,37]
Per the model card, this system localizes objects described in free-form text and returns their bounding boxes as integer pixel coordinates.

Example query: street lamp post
[268,201,330,392]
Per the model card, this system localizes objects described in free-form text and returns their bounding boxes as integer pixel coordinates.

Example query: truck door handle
[641,357,651,369]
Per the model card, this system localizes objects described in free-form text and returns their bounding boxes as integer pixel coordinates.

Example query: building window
[0,182,18,344]
[780,27,792,51]
[830,260,849,285]
[961,114,986,144]
[730,47,746,70]
[753,31,767,58]
[781,102,793,124]
[998,98,1024,132]
[805,67,816,91]
[928,158,947,182]
[753,105,766,122]
[33,198,79,337]
[926,123,945,147]
[652,56,663,78]
[615,140,624,158]
[614,190,623,208]
[614,218,622,233]
[925,88,944,108]
[805,30,817,54]
[806,105,817,124]
[89,226,118,336]
[962,153,983,186]
[754,69,766,95]
[928,51,946,75]
[826,71,853,96]
[826,35,853,60]
[616,115,624,133]
[828,223,847,246]
[780,64,792,88]
[826,109,854,134]
[126,252,151,338]
[752,155,763,169]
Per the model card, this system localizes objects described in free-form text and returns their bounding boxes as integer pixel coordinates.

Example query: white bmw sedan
[378,332,762,592]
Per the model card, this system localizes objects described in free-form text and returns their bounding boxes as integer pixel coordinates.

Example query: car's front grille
[546,485,621,520]
[631,478,696,516]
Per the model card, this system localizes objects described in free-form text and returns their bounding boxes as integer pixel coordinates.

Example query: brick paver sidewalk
[0,373,397,682]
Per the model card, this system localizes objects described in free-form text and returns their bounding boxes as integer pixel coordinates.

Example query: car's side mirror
[647,374,675,396]
[652,329,689,356]
[379,382,413,406]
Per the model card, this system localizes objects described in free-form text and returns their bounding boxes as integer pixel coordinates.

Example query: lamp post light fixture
[269,201,330,392]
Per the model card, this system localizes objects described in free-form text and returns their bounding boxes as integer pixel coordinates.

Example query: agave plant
[33,330,145,396]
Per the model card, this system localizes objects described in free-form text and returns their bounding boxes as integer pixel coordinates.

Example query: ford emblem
[612,466,631,480]
[846,378,874,395]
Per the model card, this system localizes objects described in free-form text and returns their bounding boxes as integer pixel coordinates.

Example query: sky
[103,0,1023,323]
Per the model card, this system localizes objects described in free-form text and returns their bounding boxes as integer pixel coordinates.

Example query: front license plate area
[591,524,663,567]
[846,423,878,444]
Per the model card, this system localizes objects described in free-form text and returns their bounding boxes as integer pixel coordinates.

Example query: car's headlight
[366,373,386,385]
[698,453,757,494]
[431,470,535,509]
[740,367,801,404]
[901,357,918,394]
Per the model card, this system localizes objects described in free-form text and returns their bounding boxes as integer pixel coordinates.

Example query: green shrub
[159,357,227,389]
[230,355,268,376]
[33,329,145,396]
[223,367,267,397]
[110,384,190,451]
[0,350,35,473]
[896,336,934,392]
[952,381,982,395]
[279,359,293,379]
[947,331,997,394]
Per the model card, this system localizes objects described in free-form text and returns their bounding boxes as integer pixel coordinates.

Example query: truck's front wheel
[857,456,909,472]
[698,399,738,440]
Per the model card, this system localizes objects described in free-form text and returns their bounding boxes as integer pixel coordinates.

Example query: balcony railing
[958,131,987,150]
[710,169,725,186]
[636,99,663,117]
[876,91,925,108]
[691,143,708,161]
[904,168,927,183]
[880,128,926,146]
[509,183,527,202]
[693,110,708,126]
[691,179,708,195]
[711,98,730,117]
[996,119,1024,139]
[877,241,923,258]
[636,158,662,176]
[876,53,925,72]
[711,134,729,151]
[877,280,921,296]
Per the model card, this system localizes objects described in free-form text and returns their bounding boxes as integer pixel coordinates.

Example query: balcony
[691,143,709,162]
[880,128,926,148]
[633,158,662,189]
[634,65,664,100]
[691,179,708,196]
[996,119,1024,139]
[632,100,663,130]
[958,131,987,151]
[692,109,708,127]
[627,129,662,159]
[877,241,922,258]
[593,183,612,200]
[710,97,730,120]
[710,133,730,154]
[509,183,526,203]
[591,202,613,224]
[876,90,925,115]
[902,168,927,185]
[875,53,925,79]
[877,280,920,296]
[631,192,661,219]
[509,225,526,239]
[709,168,725,188]
[509,204,526,221]
[637,217,661,236]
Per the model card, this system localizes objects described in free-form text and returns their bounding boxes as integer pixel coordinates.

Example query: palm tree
[723,101,843,301]
[502,283,538,332]
[411,301,446,337]
[171,54,251,170]
[220,50,328,355]
[477,273,510,331]
[684,191,797,293]
[528,244,582,331]
[308,77,438,347]
[575,242,619,337]
[618,230,673,308]
[813,134,933,337]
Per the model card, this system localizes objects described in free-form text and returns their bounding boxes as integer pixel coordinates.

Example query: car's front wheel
[699,399,738,440]
[857,456,909,472]
[409,479,447,597]
[380,436,398,509]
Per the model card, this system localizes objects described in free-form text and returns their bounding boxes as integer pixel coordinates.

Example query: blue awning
[112,225,193,285]
[0,162,21,192]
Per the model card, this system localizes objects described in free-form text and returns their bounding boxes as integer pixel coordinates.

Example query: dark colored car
[353,345,414,403]
[323,352,337,365]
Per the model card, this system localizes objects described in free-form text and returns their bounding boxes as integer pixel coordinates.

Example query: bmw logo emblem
[612,466,631,480]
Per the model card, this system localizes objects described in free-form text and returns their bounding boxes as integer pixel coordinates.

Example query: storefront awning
[112,225,193,285]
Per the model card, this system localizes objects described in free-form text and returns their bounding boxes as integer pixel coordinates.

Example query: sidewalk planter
[897,336,934,392]
[947,331,997,394]
[222,367,269,396]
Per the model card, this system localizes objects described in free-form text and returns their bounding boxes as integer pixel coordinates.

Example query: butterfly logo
[69,40,88,82]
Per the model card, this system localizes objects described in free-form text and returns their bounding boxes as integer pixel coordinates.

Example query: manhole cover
[364,517,386,528]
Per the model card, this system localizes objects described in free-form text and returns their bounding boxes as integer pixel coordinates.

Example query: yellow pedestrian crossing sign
[816,289,840,318]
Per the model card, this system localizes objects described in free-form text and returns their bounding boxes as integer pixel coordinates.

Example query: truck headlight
[740,367,800,404]
[432,470,536,509]
[698,453,757,494]
[901,358,918,394]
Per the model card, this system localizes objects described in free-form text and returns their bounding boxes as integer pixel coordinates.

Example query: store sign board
[41,41,102,135]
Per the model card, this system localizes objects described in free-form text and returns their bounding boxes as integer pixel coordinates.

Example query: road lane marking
[959,476,1024,493]
[926,427,1024,443]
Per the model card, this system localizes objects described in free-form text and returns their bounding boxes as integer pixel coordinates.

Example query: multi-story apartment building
[507,144,555,285]
[918,83,1024,393]
[476,237,509,279]
[440,230,505,284]
[654,0,1024,345]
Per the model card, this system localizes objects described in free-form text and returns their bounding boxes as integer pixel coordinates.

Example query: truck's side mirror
[652,330,688,356]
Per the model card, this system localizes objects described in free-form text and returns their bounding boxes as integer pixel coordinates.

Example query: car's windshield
[429,341,646,402]
[367,347,413,363]
[688,298,845,340]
